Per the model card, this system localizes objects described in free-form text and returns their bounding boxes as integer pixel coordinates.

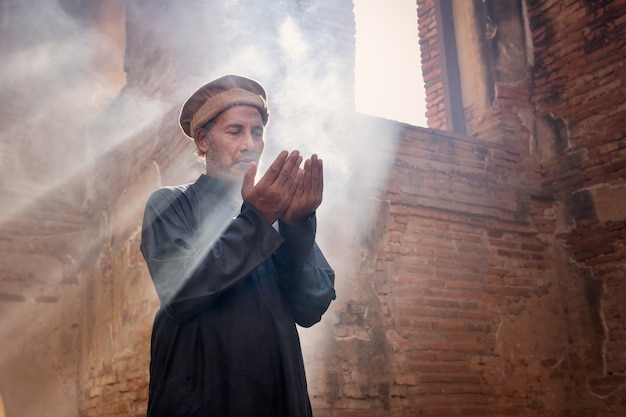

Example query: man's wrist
[279,211,314,226]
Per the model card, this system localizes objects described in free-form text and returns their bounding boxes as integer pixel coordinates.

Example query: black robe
[140,174,336,417]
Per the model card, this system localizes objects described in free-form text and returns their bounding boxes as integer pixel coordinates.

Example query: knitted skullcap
[179,74,269,139]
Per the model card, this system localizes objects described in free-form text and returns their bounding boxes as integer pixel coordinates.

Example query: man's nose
[240,131,255,150]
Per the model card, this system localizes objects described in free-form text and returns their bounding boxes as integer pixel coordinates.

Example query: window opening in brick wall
[354,0,426,127]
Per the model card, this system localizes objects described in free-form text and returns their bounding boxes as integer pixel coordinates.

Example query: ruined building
[0,0,625,416]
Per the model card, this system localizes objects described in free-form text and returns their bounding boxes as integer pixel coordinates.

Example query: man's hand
[280,154,323,225]
[241,150,303,224]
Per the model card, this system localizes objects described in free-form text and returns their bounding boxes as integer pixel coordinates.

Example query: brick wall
[2,0,625,416]
[529,0,626,390]
[375,0,626,415]
[81,0,626,413]
[417,0,449,131]
[312,111,562,415]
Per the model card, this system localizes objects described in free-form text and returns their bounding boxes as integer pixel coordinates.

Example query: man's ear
[195,129,210,154]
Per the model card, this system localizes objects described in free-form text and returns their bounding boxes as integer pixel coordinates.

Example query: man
[140,74,336,417]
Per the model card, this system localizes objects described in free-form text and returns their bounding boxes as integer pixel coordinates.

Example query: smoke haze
[0,1,403,416]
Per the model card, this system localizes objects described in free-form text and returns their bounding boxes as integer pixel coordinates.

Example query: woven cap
[179,74,269,139]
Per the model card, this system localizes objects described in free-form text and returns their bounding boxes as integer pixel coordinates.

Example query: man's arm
[140,188,283,323]
[275,216,336,327]
[275,154,336,327]
[140,150,304,323]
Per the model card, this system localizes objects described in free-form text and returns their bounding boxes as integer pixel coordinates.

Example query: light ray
[0,1,417,414]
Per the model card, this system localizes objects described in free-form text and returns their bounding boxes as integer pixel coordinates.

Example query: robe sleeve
[275,214,336,327]
[140,188,283,322]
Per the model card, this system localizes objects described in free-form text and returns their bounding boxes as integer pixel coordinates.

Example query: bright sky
[354,0,427,127]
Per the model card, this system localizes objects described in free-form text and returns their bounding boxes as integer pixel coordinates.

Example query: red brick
[0,293,26,302]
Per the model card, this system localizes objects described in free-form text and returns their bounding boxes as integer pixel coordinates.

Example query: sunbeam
[0,1,406,415]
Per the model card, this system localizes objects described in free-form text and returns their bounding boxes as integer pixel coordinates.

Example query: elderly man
[140,74,336,417]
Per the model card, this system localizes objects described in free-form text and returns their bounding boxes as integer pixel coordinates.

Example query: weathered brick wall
[529,0,626,396]
[417,0,449,131]
[399,0,626,415]
[79,0,626,413]
[3,0,624,416]
[310,111,564,415]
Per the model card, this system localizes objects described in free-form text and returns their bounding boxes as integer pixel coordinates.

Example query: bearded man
[140,74,336,417]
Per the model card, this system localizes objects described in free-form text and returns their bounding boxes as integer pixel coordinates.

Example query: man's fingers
[293,168,305,196]
[279,153,325,224]
[241,162,258,199]
[316,157,324,197]
[258,150,289,185]
[279,151,302,188]
[308,154,322,200]
[258,150,302,189]
[301,158,312,194]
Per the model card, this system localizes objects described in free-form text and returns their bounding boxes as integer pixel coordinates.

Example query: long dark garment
[140,174,336,417]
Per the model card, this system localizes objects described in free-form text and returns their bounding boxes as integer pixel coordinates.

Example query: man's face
[197,105,265,184]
